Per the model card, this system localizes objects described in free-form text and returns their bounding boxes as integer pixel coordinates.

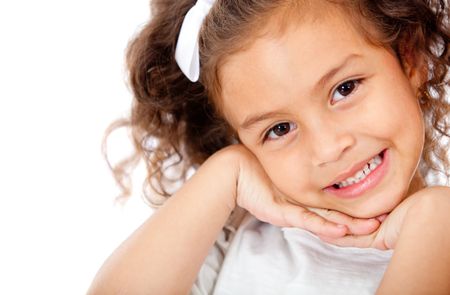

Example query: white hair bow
[175,0,215,82]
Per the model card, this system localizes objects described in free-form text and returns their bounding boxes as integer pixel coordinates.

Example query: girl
[89,0,450,294]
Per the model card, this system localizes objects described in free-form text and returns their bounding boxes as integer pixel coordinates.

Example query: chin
[345,196,403,218]
[346,181,411,218]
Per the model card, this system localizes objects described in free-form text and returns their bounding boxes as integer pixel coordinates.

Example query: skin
[220,7,425,219]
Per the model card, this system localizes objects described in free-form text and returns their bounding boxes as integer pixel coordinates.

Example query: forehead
[219,7,373,129]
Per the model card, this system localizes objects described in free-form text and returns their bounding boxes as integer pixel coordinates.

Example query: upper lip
[325,150,383,188]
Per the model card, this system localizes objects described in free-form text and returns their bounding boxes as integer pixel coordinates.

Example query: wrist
[202,145,243,211]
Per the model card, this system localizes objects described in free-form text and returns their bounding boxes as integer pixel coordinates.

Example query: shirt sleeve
[190,208,246,295]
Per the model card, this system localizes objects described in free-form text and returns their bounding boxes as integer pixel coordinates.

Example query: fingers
[307,207,381,235]
[375,213,389,222]
[250,194,379,239]
[317,234,379,249]
[279,205,348,238]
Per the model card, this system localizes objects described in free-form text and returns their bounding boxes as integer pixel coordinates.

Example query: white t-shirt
[192,211,393,295]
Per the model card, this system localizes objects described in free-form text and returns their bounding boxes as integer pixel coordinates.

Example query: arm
[321,186,450,294]
[88,145,380,294]
[377,186,450,295]
[87,148,238,295]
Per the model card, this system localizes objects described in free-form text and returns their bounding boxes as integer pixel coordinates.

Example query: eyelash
[330,78,363,105]
[263,122,298,142]
[262,78,364,143]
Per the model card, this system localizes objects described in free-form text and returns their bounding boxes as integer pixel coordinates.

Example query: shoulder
[409,185,450,204]
[417,185,450,195]
[405,185,450,219]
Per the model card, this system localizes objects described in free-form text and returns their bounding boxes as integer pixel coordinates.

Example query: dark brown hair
[105,0,449,205]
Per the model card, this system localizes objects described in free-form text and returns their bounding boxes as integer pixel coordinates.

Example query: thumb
[318,232,388,249]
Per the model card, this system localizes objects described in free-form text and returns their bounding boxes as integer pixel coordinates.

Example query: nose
[309,120,356,167]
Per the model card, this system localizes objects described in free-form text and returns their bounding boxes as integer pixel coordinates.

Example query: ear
[400,43,428,92]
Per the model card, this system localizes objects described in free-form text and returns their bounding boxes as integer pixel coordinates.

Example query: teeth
[363,167,371,175]
[369,155,382,166]
[337,154,382,188]
[355,170,364,179]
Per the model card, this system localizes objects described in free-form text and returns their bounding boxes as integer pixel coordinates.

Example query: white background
[0,1,153,294]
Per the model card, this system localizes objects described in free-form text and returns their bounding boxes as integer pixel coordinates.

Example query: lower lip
[323,149,390,199]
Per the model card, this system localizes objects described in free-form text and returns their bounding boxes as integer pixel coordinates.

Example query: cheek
[381,92,424,150]
[360,79,424,146]
[258,151,311,197]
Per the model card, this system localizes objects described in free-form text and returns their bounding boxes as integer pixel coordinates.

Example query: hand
[318,186,450,249]
[226,144,381,239]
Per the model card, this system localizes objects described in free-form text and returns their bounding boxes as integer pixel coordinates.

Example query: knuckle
[322,208,333,218]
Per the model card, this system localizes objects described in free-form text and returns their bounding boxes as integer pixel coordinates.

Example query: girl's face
[219,9,425,218]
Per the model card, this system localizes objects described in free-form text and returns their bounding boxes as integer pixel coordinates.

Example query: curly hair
[104,0,449,206]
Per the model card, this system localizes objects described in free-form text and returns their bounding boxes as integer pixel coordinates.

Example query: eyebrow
[239,54,362,130]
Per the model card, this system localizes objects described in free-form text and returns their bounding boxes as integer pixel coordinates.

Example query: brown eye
[264,122,297,141]
[331,79,361,104]
[337,80,356,96]
[273,123,290,136]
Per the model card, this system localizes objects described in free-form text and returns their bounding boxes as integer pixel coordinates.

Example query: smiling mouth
[323,149,389,199]
[332,150,385,189]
